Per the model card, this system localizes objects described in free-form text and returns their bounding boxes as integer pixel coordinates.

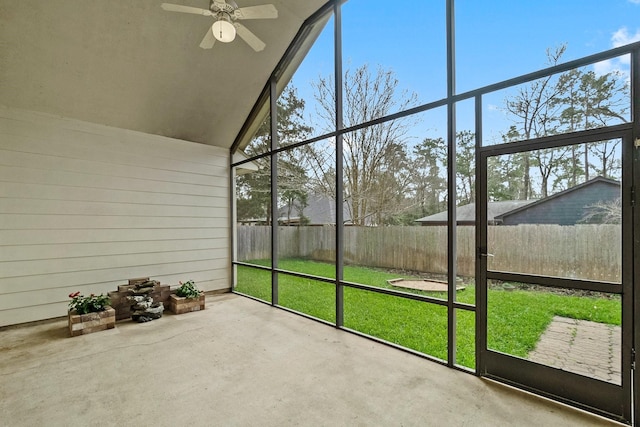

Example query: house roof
[278,193,351,225]
[415,200,537,225]
[417,176,621,226]
[0,0,327,148]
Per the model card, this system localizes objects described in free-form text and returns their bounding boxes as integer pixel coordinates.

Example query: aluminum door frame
[476,125,633,423]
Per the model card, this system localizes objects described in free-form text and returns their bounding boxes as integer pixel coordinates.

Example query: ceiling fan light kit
[161,0,278,51]
[212,17,236,42]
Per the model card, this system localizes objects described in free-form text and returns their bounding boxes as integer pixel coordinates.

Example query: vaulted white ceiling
[0,0,327,148]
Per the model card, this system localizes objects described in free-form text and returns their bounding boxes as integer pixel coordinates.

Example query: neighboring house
[237,194,351,226]
[415,200,536,226]
[237,218,269,226]
[416,176,620,226]
[278,193,353,226]
[496,176,620,225]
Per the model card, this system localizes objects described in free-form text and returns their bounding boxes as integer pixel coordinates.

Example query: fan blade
[234,23,266,51]
[199,27,216,49]
[234,4,278,20]
[161,3,213,16]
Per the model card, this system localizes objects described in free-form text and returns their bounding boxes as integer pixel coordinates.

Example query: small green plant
[176,280,202,299]
[68,292,111,314]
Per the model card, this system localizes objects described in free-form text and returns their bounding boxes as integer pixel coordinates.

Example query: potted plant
[67,292,115,337]
[169,280,205,314]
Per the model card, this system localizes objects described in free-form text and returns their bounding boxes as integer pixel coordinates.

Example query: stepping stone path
[528,316,621,384]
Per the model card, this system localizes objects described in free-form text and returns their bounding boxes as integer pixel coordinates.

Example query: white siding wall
[0,107,230,326]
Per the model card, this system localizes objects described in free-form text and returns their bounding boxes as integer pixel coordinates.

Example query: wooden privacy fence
[236,225,621,283]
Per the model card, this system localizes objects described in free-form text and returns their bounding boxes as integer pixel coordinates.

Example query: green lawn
[235,259,621,369]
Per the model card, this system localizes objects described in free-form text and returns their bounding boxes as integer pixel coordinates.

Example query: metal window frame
[229,1,640,422]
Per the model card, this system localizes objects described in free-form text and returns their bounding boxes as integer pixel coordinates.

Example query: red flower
[69,291,81,298]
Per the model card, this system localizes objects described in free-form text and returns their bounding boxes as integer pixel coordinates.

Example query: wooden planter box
[169,294,205,314]
[68,306,116,337]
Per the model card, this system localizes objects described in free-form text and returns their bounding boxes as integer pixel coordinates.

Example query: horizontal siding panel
[2,214,224,230]
[0,108,229,326]
[149,275,230,292]
[0,165,220,197]
[0,303,69,326]
[0,148,226,185]
[0,117,228,174]
[0,260,227,295]
[0,239,227,262]
[0,198,225,218]
[0,229,227,245]
[116,133,229,168]
[1,131,226,176]
[1,283,133,311]
[0,182,224,207]
[1,248,228,278]
[0,109,228,165]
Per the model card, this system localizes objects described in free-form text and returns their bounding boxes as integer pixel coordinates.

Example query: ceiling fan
[161,0,278,52]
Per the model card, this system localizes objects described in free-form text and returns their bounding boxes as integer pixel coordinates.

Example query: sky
[284,0,640,145]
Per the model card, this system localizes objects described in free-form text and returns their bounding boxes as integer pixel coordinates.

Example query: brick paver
[528,316,621,384]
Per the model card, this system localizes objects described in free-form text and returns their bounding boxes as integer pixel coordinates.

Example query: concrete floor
[0,294,623,426]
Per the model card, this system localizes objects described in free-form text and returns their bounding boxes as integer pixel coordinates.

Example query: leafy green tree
[369,142,414,225]
[500,45,627,197]
[554,69,585,186]
[487,152,528,201]
[236,85,313,224]
[412,137,447,216]
[553,68,628,182]
[236,167,271,223]
[532,146,572,198]
[486,128,531,201]
[278,157,309,224]
[454,130,476,205]
[436,131,477,206]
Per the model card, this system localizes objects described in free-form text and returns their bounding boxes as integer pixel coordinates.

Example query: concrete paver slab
[528,316,621,385]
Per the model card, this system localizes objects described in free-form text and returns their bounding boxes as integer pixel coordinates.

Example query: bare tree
[503,45,567,199]
[312,64,419,225]
[581,198,621,224]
